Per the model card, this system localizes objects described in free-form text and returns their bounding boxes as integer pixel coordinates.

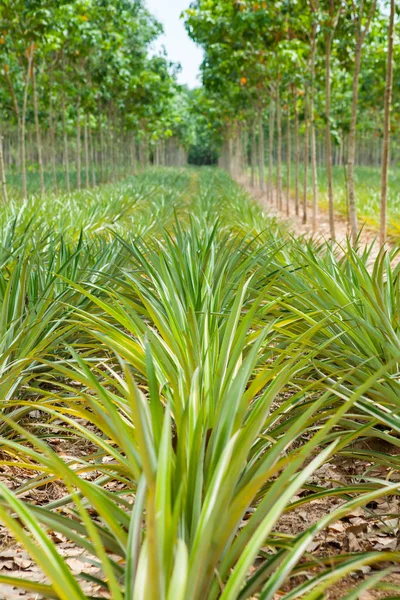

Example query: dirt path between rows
[241,181,400,267]
[247,183,380,244]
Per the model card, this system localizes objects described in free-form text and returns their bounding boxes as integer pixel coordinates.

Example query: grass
[0,167,399,598]
[5,166,134,199]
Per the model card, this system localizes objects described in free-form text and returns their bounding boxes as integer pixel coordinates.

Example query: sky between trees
[146,0,203,88]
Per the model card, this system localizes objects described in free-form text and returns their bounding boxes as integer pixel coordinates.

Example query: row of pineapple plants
[0,168,399,599]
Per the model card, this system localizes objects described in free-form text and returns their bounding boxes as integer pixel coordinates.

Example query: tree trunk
[294,91,300,216]
[286,99,291,216]
[268,97,275,203]
[347,42,363,243]
[49,94,58,193]
[242,127,248,183]
[347,0,377,244]
[276,85,282,210]
[380,0,395,245]
[325,29,335,239]
[76,102,81,191]
[32,66,45,196]
[112,112,117,179]
[131,135,137,174]
[251,118,257,187]
[89,123,96,187]
[98,108,105,183]
[84,113,90,188]
[310,21,318,234]
[258,109,265,193]
[21,46,35,200]
[61,90,70,193]
[0,134,8,203]
[303,88,309,224]
[139,135,145,171]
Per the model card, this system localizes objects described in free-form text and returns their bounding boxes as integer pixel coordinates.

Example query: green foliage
[0,169,399,598]
[0,0,187,157]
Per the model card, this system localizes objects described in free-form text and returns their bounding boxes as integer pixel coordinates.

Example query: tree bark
[21,46,35,200]
[251,118,257,187]
[49,94,58,193]
[3,66,22,195]
[131,135,137,174]
[276,85,282,210]
[380,0,395,245]
[325,26,335,239]
[303,88,309,224]
[347,42,362,243]
[32,65,45,196]
[84,113,90,188]
[61,90,70,193]
[286,99,291,216]
[76,102,81,190]
[0,134,8,203]
[294,91,300,216]
[258,109,265,192]
[89,122,96,187]
[268,96,275,203]
[98,106,105,183]
[310,20,318,234]
[112,111,117,179]
[347,0,377,244]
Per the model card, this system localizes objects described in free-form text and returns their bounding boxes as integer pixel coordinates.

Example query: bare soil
[240,180,400,276]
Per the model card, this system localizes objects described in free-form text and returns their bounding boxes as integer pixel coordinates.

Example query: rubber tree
[321,0,343,240]
[380,0,395,245]
[345,0,378,244]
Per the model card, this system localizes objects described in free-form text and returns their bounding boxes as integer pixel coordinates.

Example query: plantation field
[10,165,400,240]
[1,168,400,599]
[4,165,141,201]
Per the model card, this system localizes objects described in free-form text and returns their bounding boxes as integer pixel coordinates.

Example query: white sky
[146,0,203,89]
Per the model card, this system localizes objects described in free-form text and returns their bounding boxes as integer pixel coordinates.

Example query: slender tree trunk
[76,102,81,190]
[84,113,90,188]
[339,132,344,167]
[131,135,136,174]
[310,21,318,233]
[32,66,45,196]
[154,142,159,166]
[49,95,58,193]
[98,107,105,183]
[380,0,395,245]
[251,118,257,187]
[21,46,35,200]
[294,91,300,216]
[227,135,233,176]
[325,29,335,239]
[286,100,291,216]
[61,90,70,193]
[347,43,363,244]
[242,127,248,183]
[276,85,282,210]
[112,112,117,179]
[347,1,377,244]
[0,134,8,203]
[258,109,265,193]
[4,69,21,196]
[303,88,309,224]
[139,135,145,171]
[89,123,96,187]
[268,97,275,203]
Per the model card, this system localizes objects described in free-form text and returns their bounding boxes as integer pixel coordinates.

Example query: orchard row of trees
[0,0,190,200]
[184,0,398,243]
